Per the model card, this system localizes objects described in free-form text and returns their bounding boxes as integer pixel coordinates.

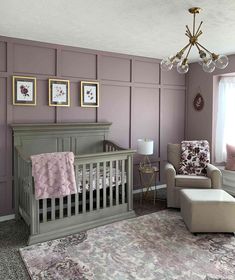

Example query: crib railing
[103,140,125,152]
[15,145,135,244]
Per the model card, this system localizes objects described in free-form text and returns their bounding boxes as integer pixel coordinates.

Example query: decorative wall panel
[100,56,131,82]
[160,89,185,160]
[134,60,159,84]
[13,44,56,75]
[0,78,6,176]
[98,85,130,148]
[61,50,96,78]
[161,68,185,86]
[0,41,7,72]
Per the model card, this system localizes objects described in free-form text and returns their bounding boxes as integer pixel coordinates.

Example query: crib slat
[59,197,63,219]
[82,164,86,213]
[74,165,79,215]
[116,160,119,205]
[67,195,71,217]
[43,199,47,222]
[75,193,79,215]
[122,159,125,204]
[103,161,106,208]
[96,162,100,210]
[22,186,25,214]
[109,161,113,207]
[25,189,28,214]
[51,198,55,220]
[89,163,93,211]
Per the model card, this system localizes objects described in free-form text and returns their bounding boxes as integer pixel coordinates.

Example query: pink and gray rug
[20,210,235,280]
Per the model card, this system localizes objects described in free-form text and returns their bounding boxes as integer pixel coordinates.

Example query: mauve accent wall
[186,54,235,160]
[0,36,186,217]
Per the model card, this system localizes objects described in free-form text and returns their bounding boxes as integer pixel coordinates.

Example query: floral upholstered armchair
[165,141,222,208]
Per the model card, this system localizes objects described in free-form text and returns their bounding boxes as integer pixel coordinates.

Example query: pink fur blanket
[31,152,77,200]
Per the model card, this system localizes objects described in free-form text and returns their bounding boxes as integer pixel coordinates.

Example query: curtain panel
[215,77,235,162]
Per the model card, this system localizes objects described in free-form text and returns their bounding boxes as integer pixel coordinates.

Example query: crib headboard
[11,122,112,158]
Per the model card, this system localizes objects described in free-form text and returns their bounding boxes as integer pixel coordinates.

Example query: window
[215,77,235,162]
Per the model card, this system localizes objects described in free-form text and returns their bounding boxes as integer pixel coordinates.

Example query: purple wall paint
[0,35,186,216]
[186,54,235,161]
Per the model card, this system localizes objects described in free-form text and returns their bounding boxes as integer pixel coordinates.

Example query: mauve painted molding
[0,35,185,216]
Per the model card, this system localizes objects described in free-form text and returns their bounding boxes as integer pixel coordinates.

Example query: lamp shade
[137,139,154,155]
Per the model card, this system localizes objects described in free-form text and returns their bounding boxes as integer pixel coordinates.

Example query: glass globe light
[177,59,189,74]
[199,56,211,66]
[202,59,215,73]
[198,50,207,66]
[214,54,229,69]
[170,54,182,68]
[160,57,173,71]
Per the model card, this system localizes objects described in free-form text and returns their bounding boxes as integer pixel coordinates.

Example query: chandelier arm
[195,42,201,52]
[195,30,203,39]
[195,21,203,37]
[186,25,193,37]
[196,42,213,55]
[178,43,191,55]
[185,44,193,60]
[185,30,190,36]
[185,33,190,39]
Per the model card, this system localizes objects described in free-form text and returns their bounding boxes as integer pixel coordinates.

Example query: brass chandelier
[161,7,229,74]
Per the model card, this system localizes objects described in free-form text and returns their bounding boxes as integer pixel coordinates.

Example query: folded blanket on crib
[31,152,77,200]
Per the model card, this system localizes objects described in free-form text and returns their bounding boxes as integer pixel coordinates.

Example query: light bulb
[160,57,173,71]
[214,54,229,69]
[199,56,210,66]
[202,59,215,73]
[177,60,189,74]
[198,50,207,65]
[169,55,181,68]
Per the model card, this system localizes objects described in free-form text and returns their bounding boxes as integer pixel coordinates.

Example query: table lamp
[137,139,154,170]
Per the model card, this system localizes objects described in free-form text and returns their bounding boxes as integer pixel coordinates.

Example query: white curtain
[215,77,235,162]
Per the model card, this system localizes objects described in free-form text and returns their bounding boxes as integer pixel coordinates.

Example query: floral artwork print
[81,82,99,107]
[16,81,34,101]
[178,140,210,176]
[13,76,36,106]
[84,85,97,104]
[20,210,235,280]
[49,79,70,106]
[52,84,67,103]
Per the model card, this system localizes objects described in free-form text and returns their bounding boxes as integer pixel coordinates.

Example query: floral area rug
[20,210,235,280]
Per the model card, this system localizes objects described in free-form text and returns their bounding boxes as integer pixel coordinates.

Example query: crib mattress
[77,167,126,193]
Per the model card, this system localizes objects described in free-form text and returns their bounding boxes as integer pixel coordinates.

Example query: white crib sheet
[77,167,126,193]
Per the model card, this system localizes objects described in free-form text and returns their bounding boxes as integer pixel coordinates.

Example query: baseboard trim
[133,184,166,194]
[0,214,15,222]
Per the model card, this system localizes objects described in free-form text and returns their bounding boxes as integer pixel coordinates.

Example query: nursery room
[1,0,235,279]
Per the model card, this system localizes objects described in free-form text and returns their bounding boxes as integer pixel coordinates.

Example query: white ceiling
[1,0,235,61]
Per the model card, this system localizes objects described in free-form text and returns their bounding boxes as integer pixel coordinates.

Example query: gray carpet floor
[0,189,166,280]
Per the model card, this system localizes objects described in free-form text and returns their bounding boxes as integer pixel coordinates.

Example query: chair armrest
[207,163,222,189]
[165,162,176,188]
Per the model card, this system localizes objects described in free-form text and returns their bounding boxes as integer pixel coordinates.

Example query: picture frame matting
[81,81,99,107]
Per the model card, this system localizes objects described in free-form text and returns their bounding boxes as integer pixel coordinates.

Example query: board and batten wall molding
[0,35,186,216]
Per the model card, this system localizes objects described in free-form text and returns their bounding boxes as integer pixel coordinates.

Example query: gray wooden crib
[12,123,136,245]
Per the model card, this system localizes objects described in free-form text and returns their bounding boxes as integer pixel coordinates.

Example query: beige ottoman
[180,189,235,233]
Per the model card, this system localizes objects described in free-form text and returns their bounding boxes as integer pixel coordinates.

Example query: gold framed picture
[13,76,36,106]
[81,81,99,107]
[49,79,70,107]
